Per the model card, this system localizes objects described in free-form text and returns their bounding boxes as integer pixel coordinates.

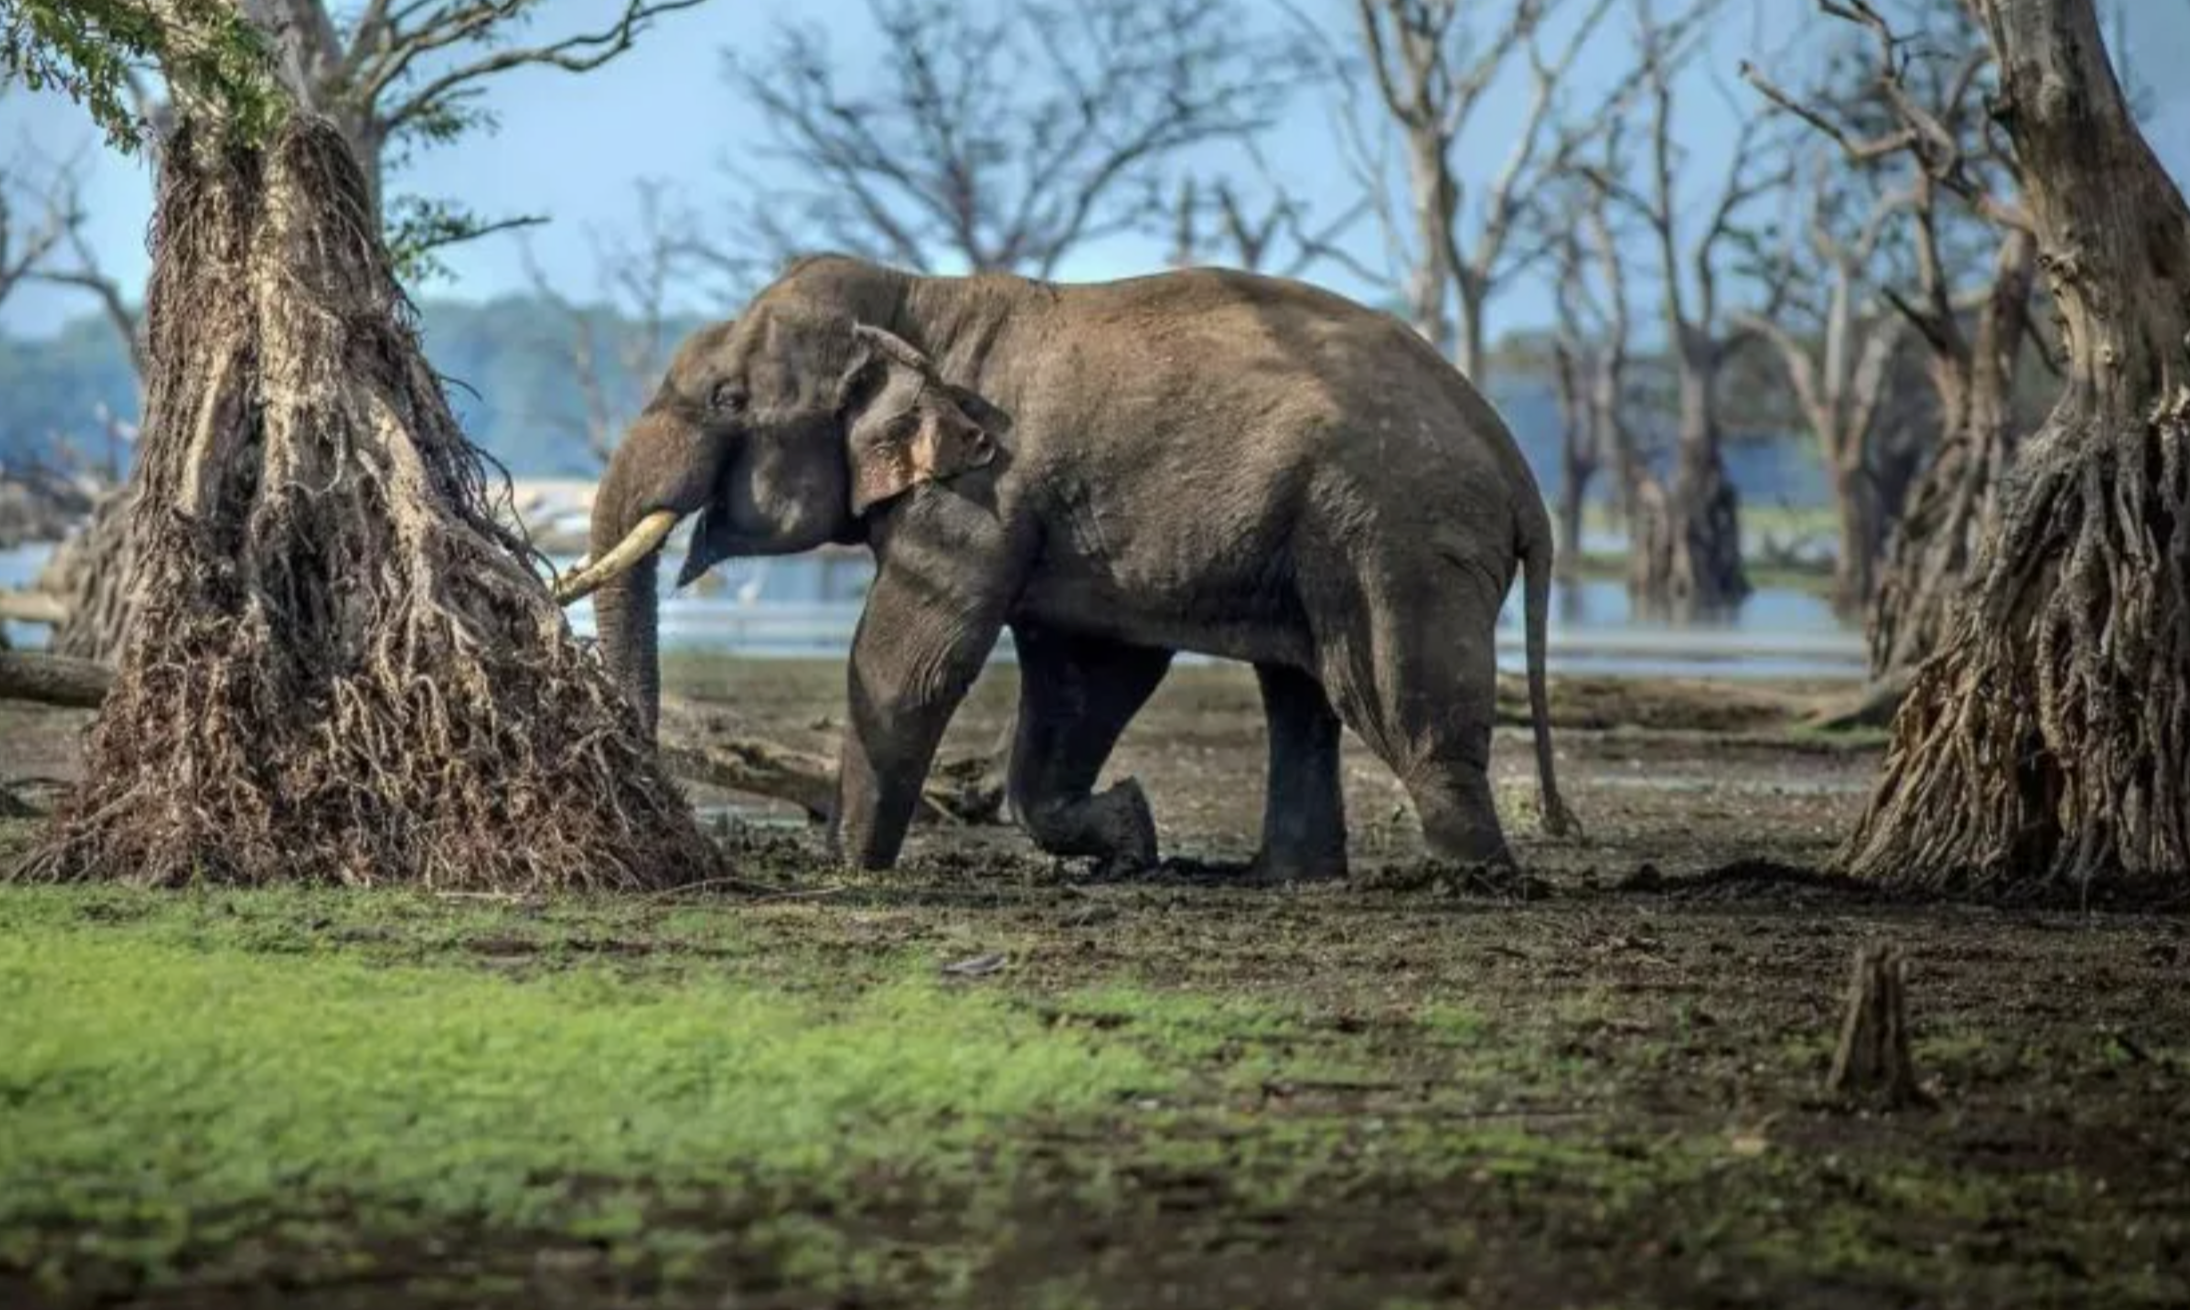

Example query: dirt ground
[4,659,2188,1308]
[647,654,1877,881]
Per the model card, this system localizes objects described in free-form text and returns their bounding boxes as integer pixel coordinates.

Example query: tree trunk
[1842,0,2190,890]
[1454,281,1486,382]
[1550,339,1595,586]
[1402,131,1454,355]
[1632,350,1748,617]
[1557,461,1591,589]
[1600,348,1640,538]
[1866,232,2036,678]
[1829,458,1880,620]
[15,117,718,890]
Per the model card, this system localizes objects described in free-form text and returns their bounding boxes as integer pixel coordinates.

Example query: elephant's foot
[1245,846,1349,885]
[1409,764,1516,873]
[1023,777,1159,874]
[1424,834,1517,874]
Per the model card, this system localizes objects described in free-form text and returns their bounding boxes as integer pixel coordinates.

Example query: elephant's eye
[709,381,748,415]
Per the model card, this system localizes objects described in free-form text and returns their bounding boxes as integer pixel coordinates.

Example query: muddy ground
[644,655,1878,880]
[3,659,2187,1308]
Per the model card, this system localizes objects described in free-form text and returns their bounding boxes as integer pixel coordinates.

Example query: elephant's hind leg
[1319,587,1513,870]
[1006,624,1172,872]
[1251,663,1349,882]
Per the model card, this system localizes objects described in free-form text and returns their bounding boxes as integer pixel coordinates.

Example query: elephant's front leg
[1251,663,1349,882]
[833,552,1009,870]
[1006,625,1172,873]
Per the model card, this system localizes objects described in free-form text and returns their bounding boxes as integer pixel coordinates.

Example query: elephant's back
[1038,269,1532,498]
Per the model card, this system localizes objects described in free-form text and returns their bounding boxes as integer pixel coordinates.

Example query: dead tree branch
[1345,0,1721,379]
[1743,0,2039,674]
[520,181,691,467]
[717,0,1301,279]
[0,650,112,708]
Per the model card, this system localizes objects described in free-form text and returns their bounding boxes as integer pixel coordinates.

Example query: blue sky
[5,0,2189,343]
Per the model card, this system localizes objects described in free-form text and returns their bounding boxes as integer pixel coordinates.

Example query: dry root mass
[17,117,719,891]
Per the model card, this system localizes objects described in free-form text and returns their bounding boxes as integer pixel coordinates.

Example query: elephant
[559,253,1578,877]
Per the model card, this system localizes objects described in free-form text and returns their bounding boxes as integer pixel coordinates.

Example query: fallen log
[661,740,837,822]
[0,651,114,708]
[660,738,1003,826]
[0,590,69,626]
[1801,670,1913,733]
[0,651,1005,825]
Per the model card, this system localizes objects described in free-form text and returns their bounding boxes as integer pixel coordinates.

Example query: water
[1,541,1865,679]
[1,543,52,649]
[555,551,1862,680]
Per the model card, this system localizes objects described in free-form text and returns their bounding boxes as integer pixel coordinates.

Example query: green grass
[3,883,2185,1308]
[0,889,1152,1299]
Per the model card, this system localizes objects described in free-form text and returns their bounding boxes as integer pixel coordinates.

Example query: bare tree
[1166,168,1373,279]
[239,0,713,275]
[1840,0,2190,890]
[1542,170,1642,585]
[1744,0,2038,677]
[1733,156,1910,616]
[1343,0,1637,381]
[1585,0,1793,616]
[12,3,716,889]
[520,182,695,469]
[24,0,710,665]
[716,0,1301,283]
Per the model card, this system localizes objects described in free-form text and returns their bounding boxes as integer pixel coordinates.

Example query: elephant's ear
[843,323,1006,517]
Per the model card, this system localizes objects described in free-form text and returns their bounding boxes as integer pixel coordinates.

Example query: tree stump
[1826,944,1931,1109]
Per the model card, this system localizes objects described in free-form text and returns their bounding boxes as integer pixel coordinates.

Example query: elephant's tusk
[552,509,682,605]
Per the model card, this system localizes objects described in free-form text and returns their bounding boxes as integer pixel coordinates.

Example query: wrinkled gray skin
[590,254,1575,876]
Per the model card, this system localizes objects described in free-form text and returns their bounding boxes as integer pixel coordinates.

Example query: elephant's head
[556,304,1011,736]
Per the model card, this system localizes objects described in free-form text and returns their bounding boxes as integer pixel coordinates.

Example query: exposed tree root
[36,491,140,664]
[1865,423,2009,679]
[1867,231,2035,680]
[1800,670,1912,734]
[1842,408,2190,889]
[14,119,718,891]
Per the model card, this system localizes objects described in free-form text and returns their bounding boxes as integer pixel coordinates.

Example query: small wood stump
[1826,944,1933,1110]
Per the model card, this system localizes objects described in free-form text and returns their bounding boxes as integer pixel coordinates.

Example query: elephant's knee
[1015,778,1158,868]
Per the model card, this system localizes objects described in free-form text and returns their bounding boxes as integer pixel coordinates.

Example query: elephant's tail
[1522,521,1580,839]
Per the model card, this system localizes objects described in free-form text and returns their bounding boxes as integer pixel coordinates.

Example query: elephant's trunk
[570,409,731,738]
[591,543,662,739]
[584,441,677,740]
